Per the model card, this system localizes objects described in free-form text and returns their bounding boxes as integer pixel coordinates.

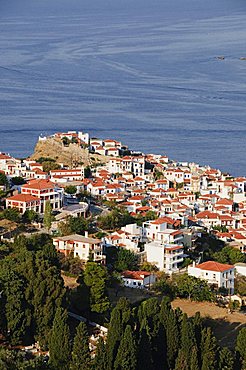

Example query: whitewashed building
[188,261,235,293]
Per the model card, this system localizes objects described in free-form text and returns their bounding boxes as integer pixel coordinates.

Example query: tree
[213,246,245,265]
[43,201,53,231]
[236,327,246,369]
[166,309,179,369]
[49,308,71,370]
[71,322,91,370]
[1,208,20,222]
[201,328,217,370]
[84,262,110,314]
[115,248,138,272]
[137,320,154,370]
[218,347,234,370]
[235,274,246,296]
[114,325,137,370]
[174,350,189,370]
[11,176,25,185]
[106,308,123,370]
[42,160,61,172]
[180,314,195,366]
[190,346,199,370]
[93,336,106,370]
[84,166,92,179]
[0,173,8,186]
[65,185,77,195]
[22,209,39,223]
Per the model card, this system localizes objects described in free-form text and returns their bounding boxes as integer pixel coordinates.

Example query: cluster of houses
[1,129,246,294]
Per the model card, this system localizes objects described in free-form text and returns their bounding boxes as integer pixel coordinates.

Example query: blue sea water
[0,0,246,175]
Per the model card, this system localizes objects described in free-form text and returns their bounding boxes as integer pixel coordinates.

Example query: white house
[121,270,156,289]
[188,261,235,293]
[53,232,105,264]
[145,241,184,274]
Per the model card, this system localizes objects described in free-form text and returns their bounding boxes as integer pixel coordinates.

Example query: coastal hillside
[30,137,109,167]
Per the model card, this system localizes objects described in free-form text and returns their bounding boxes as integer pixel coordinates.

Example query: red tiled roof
[196,261,234,272]
[7,194,40,202]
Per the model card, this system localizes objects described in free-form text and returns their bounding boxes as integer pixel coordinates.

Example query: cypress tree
[137,318,154,370]
[71,322,91,370]
[236,327,246,369]
[166,309,179,369]
[160,297,171,330]
[106,308,123,370]
[93,336,106,370]
[190,345,199,370]
[49,307,71,370]
[44,201,53,231]
[174,350,189,370]
[114,325,137,370]
[201,328,217,370]
[181,313,195,366]
[218,347,234,370]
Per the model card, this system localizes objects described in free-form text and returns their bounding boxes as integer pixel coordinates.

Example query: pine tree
[106,308,123,370]
[71,322,91,370]
[93,336,106,370]
[218,347,234,370]
[114,325,137,370]
[49,307,71,370]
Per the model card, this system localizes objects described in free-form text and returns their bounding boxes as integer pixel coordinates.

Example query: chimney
[85,231,88,238]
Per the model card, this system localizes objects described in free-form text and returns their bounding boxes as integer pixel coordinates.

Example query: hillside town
[1,130,246,290]
[0,130,246,369]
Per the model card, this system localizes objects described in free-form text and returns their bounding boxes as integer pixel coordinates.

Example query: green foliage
[59,253,83,276]
[84,262,110,314]
[115,248,138,272]
[58,216,89,236]
[235,274,246,296]
[236,327,246,369]
[22,209,39,223]
[114,325,137,370]
[93,336,106,370]
[0,234,65,347]
[98,209,135,230]
[201,327,217,370]
[173,273,215,301]
[43,201,53,231]
[49,307,71,370]
[0,347,49,369]
[0,173,8,186]
[218,347,234,370]
[1,207,20,222]
[65,185,77,195]
[71,322,91,370]
[213,246,245,265]
[11,176,26,185]
[42,161,60,172]
[84,166,92,178]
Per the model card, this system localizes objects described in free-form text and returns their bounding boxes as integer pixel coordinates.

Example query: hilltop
[30,137,110,167]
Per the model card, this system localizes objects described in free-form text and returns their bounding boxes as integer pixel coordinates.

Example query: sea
[0,0,246,176]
